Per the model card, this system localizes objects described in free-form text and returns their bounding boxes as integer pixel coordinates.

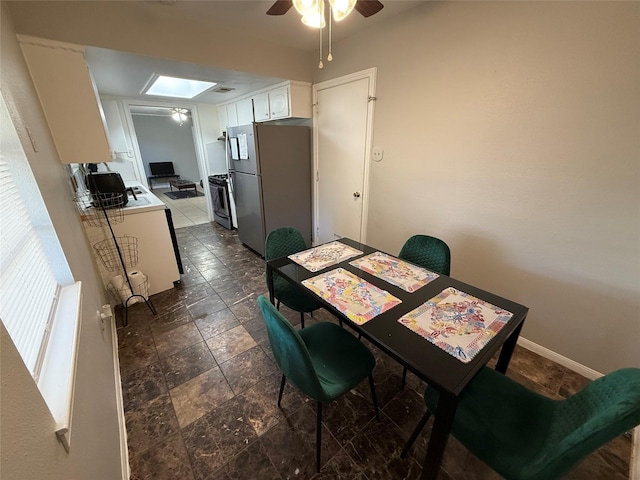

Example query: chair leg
[277,375,287,407]
[300,311,305,329]
[316,402,323,473]
[369,374,379,420]
[401,367,408,389]
[276,299,281,310]
[400,409,432,458]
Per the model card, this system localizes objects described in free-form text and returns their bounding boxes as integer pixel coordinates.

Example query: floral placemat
[302,268,401,325]
[350,252,439,292]
[289,241,363,272]
[398,287,513,363]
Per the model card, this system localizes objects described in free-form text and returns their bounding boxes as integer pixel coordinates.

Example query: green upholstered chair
[401,366,640,480]
[265,227,323,329]
[398,234,451,387]
[257,295,379,472]
[398,234,451,277]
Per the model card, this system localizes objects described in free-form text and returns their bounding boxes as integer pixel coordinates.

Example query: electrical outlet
[372,146,383,162]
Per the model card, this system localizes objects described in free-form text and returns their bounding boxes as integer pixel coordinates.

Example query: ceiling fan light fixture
[329,0,356,21]
[301,12,327,28]
[292,0,319,17]
[171,108,189,126]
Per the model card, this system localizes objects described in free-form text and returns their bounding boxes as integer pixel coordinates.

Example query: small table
[266,238,529,480]
[169,179,197,194]
[147,174,180,189]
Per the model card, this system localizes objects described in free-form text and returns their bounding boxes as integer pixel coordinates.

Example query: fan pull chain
[327,8,333,62]
[318,20,324,69]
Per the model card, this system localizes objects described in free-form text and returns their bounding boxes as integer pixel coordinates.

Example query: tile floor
[151,186,210,228]
[116,222,634,480]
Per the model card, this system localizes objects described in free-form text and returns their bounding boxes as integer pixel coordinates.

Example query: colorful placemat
[398,287,513,363]
[302,268,401,325]
[350,252,439,292]
[289,241,364,272]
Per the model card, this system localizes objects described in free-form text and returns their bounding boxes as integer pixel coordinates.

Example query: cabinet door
[269,86,290,119]
[226,104,239,127]
[18,36,112,164]
[252,92,270,122]
[218,105,229,133]
[236,98,254,125]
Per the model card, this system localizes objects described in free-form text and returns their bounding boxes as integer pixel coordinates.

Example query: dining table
[266,237,529,480]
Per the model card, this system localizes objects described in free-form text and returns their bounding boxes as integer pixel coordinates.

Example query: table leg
[495,321,524,374]
[420,391,458,480]
[266,265,275,305]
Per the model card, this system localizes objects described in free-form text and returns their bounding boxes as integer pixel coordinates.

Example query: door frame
[312,68,377,245]
[119,98,213,220]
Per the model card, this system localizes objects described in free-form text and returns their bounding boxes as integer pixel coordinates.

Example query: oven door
[210,181,230,221]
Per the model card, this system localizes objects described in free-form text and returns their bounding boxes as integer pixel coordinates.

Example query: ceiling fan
[267,0,384,19]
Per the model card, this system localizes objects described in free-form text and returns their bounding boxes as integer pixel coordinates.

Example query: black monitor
[149,162,175,176]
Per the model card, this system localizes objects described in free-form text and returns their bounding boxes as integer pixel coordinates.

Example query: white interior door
[313,69,376,244]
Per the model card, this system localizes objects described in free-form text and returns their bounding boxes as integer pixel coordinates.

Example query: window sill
[37,281,82,452]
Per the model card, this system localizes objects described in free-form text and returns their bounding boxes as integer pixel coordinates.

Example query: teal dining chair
[401,366,640,480]
[257,295,379,473]
[398,234,451,388]
[265,227,323,329]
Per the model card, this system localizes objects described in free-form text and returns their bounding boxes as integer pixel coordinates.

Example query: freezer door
[229,171,265,256]
[227,124,257,175]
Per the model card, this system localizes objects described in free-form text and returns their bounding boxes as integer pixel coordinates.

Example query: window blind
[0,158,59,379]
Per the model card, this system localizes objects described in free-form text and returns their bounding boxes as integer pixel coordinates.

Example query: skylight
[143,75,217,99]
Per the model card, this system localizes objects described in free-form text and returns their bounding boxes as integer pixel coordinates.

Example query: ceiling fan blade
[266,0,293,15]
[354,0,384,18]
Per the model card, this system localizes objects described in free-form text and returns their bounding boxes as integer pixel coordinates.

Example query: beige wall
[314,1,640,373]
[1,6,124,480]
[6,0,313,83]
[3,1,638,375]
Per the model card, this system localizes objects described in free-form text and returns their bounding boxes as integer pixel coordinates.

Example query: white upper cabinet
[226,103,239,128]
[269,85,289,119]
[17,35,112,164]
[252,92,270,122]
[236,98,254,126]
[218,81,312,125]
[217,104,229,135]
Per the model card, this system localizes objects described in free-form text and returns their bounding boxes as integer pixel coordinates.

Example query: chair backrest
[532,367,640,479]
[257,295,325,400]
[398,234,451,275]
[265,227,308,261]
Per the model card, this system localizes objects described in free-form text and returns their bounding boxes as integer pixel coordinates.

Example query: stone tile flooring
[117,222,634,480]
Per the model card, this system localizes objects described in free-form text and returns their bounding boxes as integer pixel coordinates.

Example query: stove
[208,175,232,229]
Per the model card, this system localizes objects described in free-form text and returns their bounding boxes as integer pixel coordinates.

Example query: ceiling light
[171,108,189,126]
[295,0,359,69]
[293,0,319,17]
[143,75,216,99]
[329,0,356,21]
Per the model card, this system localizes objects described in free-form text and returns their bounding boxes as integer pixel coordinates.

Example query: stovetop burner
[208,174,229,186]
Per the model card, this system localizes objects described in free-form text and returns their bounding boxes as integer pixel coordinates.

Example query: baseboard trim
[516,337,603,380]
[111,316,130,480]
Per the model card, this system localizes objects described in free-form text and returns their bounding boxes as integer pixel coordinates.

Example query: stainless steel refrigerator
[227,123,311,256]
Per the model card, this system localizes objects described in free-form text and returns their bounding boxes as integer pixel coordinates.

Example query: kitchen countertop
[122,182,167,214]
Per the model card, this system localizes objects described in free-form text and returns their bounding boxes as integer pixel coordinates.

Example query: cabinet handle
[353,192,361,198]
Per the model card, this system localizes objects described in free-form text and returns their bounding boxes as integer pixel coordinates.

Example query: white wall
[0,6,124,480]
[314,1,640,373]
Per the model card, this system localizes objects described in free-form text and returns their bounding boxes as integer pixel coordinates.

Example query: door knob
[353,192,361,198]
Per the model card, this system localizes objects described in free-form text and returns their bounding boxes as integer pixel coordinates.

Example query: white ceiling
[85,0,426,106]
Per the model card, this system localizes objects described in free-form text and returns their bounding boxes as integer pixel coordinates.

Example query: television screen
[149,162,175,176]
